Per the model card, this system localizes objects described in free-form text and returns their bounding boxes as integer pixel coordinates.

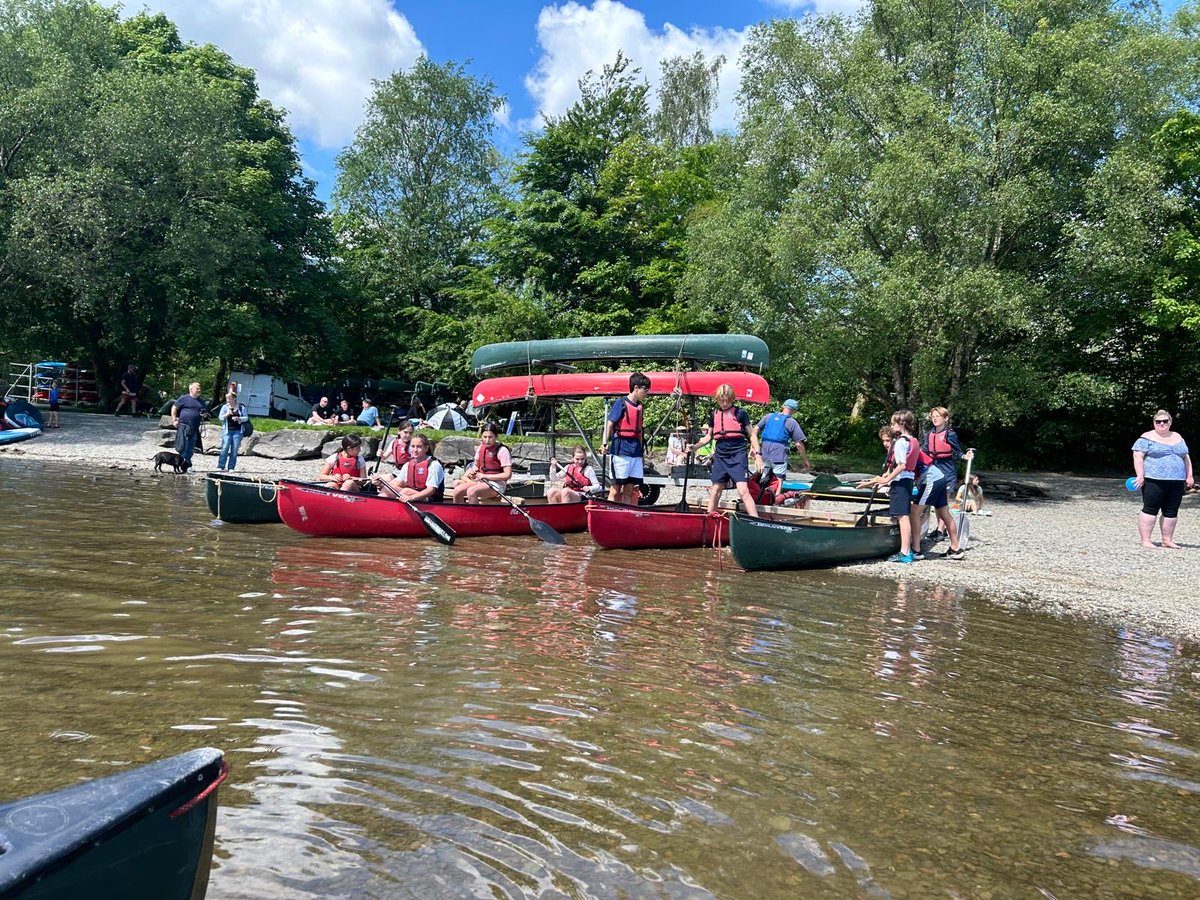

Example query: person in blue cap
[754,398,810,477]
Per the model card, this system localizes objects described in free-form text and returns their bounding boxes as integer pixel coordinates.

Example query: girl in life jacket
[686,384,762,517]
[547,445,601,504]
[319,435,365,492]
[380,434,445,503]
[450,421,513,504]
[386,423,415,471]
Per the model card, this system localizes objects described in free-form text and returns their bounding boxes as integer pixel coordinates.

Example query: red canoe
[276,480,588,538]
[586,498,729,550]
[472,371,770,407]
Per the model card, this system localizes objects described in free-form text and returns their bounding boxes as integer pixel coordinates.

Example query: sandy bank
[5,410,1199,643]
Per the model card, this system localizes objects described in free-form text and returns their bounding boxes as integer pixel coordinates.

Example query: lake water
[2,460,1199,898]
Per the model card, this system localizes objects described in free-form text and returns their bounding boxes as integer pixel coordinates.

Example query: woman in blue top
[1132,410,1192,549]
[217,390,247,471]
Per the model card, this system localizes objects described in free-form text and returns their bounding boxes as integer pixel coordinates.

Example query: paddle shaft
[370,406,400,476]
[377,477,456,545]
[480,478,566,545]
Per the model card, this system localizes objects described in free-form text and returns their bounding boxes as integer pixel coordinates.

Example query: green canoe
[728,509,900,570]
[205,473,283,524]
[470,333,770,376]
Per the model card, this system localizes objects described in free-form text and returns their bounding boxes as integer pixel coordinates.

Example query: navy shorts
[888,480,913,516]
[711,453,750,487]
[915,477,948,509]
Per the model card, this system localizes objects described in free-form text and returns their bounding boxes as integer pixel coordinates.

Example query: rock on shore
[4,410,1198,643]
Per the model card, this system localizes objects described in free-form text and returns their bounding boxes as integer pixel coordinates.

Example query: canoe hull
[277,480,588,538]
[728,512,901,570]
[471,333,770,376]
[0,748,226,900]
[587,499,728,549]
[472,371,770,407]
[205,473,283,523]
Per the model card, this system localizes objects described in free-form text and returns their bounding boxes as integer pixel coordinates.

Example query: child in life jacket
[546,445,601,503]
[319,435,365,492]
[384,423,415,472]
[857,420,921,563]
[686,383,762,517]
[378,433,445,502]
[451,421,513,504]
[896,409,964,561]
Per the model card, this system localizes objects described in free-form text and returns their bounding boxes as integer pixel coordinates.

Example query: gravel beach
[6,410,1199,643]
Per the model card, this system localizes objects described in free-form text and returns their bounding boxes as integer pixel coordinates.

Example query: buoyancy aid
[746,471,781,506]
[712,407,745,441]
[925,428,955,460]
[475,441,508,474]
[405,456,445,502]
[613,399,644,440]
[887,436,931,477]
[563,462,591,491]
[760,412,791,444]
[392,439,412,468]
[330,452,361,477]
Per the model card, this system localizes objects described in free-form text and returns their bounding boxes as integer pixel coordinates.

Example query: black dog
[152,451,188,474]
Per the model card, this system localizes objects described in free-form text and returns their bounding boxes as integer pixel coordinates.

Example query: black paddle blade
[529,517,567,545]
[416,509,456,545]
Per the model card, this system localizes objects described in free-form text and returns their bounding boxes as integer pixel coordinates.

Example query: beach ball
[1125,476,1138,492]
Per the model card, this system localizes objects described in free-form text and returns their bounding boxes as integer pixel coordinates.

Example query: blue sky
[133,0,850,203]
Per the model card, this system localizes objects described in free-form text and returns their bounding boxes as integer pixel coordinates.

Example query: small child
[955,474,984,513]
[48,380,61,428]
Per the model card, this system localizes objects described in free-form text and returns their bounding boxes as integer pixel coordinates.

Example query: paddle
[376,477,456,545]
[480,478,566,545]
[953,450,974,549]
[370,405,400,477]
[675,410,694,512]
[807,473,846,494]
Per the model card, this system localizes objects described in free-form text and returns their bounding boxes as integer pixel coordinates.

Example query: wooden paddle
[376,478,456,545]
[481,479,566,545]
[953,450,974,549]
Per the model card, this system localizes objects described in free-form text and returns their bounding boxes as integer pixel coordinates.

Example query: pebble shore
[6,410,1199,643]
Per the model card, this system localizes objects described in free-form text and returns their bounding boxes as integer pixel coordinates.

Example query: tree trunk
[212,358,230,407]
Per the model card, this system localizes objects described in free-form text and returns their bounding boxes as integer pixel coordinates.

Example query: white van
[228,372,310,420]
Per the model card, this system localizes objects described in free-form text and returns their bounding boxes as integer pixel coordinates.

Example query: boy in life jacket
[378,433,445,502]
[686,383,762,517]
[899,409,965,561]
[754,398,810,477]
[600,372,651,504]
[547,444,601,503]
[857,418,922,563]
[319,435,365,492]
[451,421,513,504]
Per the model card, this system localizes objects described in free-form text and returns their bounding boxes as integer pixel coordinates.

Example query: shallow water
[2,460,1199,898]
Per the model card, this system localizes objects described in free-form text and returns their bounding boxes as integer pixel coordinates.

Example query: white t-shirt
[397,459,445,488]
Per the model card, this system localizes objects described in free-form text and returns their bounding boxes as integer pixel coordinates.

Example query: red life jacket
[712,407,745,441]
[613,399,644,440]
[392,439,411,468]
[746,472,781,506]
[405,456,445,502]
[887,436,931,476]
[475,441,508,474]
[925,428,954,461]
[563,462,590,491]
[330,452,361,477]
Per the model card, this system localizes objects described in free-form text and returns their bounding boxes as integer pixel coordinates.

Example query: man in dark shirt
[170,382,206,469]
[308,397,337,425]
[114,365,141,417]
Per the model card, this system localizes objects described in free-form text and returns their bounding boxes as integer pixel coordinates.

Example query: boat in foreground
[205,473,282,524]
[0,747,227,900]
[471,333,770,376]
[0,427,42,447]
[276,480,588,538]
[587,498,729,549]
[728,507,900,570]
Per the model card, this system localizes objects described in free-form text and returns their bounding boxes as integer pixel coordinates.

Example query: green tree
[654,50,725,148]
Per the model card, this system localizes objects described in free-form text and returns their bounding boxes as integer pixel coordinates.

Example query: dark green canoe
[471,333,770,376]
[728,510,901,570]
[205,473,283,524]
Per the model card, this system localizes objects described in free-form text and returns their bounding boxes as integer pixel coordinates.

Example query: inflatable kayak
[0,427,42,447]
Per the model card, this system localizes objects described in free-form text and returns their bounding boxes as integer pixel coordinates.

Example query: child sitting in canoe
[546,445,601,503]
[318,435,365,492]
[451,421,512,504]
[686,383,762,517]
[376,433,445,502]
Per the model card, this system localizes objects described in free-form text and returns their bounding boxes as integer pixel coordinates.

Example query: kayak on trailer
[0,747,227,900]
[470,333,770,376]
[586,497,729,549]
[472,371,770,408]
[0,427,42,447]
[205,473,283,524]
[276,480,588,539]
[728,507,901,570]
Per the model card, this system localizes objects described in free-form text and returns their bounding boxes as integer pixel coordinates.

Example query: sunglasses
[1154,419,1170,425]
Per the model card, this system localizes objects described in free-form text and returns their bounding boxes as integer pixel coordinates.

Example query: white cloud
[525,0,752,132]
[131,0,424,148]
[765,0,867,15]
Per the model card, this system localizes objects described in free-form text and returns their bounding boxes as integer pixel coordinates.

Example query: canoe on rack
[471,333,770,376]
[0,748,227,900]
[472,371,770,408]
[586,498,729,549]
[205,473,283,523]
[728,507,901,570]
[276,480,588,539]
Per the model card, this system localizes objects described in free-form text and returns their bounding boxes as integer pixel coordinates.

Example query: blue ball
[1125,476,1139,492]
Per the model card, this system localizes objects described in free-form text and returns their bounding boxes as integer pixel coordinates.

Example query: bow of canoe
[586,498,729,549]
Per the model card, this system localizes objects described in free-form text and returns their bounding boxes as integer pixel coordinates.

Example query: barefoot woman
[1132,410,1193,549]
